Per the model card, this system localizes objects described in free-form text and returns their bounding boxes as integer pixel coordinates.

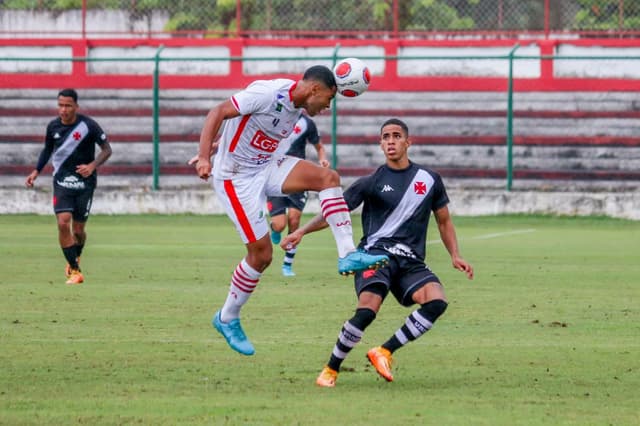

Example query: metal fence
[1,51,639,192]
[1,0,640,38]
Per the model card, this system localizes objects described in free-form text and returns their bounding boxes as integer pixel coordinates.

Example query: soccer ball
[333,57,371,97]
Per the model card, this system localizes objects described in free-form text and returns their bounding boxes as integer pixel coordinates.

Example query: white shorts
[213,156,301,244]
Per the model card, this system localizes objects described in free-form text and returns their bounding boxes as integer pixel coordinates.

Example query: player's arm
[77,140,112,178]
[76,125,112,178]
[313,142,330,168]
[26,128,55,187]
[280,213,329,250]
[195,100,240,180]
[434,205,474,280]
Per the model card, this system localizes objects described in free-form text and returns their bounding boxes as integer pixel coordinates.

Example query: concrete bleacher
[1,89,639,218]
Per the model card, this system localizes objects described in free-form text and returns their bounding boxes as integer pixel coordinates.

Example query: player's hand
[319,159,330,168]
[76,163,95,178]
[25,170,38,187]
[194,156,212,181]
[280,230,303,251]
[187,155,199,166]
[452,256,474,280]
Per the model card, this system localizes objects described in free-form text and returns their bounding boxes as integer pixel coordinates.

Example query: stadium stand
[1,88,639,192]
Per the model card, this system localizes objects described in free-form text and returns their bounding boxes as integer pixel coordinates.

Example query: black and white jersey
[277,114,320,159]
[344,162,449,262]
[36,113,108,189]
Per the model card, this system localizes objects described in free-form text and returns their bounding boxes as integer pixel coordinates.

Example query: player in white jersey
[281,118,474,387]
[193,65,389,356]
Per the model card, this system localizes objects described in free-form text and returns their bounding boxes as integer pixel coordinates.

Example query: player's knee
[418,299,448,323]
[271,222,285,233]
[57,219,71,232]
[319,168,340,189]
[288,217,300,230]
[349,308,377,330]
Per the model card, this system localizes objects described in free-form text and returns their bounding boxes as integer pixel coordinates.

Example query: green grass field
[1,214,639,425]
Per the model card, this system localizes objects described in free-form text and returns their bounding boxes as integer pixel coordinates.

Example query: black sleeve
[431,172,450,211]
[88,118,108,146]
[306,118,320,145]
[344,176,369,211]
[35,124,55,172]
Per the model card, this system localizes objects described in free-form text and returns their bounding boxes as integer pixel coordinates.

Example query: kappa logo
[336,220,351,227]
[381,184,394,192]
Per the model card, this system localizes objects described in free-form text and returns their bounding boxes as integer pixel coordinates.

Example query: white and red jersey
[213,79,303,180]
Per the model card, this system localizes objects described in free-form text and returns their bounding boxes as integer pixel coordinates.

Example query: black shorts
[267,192,308,216]
[354,250,441,307]
[52,181,95,222]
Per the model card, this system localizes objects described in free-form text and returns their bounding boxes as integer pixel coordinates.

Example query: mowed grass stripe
[1,214,638,425]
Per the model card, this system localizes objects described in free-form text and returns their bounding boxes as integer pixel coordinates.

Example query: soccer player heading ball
[192,65,389,356]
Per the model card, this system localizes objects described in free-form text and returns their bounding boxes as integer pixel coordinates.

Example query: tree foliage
[2,0,639,34]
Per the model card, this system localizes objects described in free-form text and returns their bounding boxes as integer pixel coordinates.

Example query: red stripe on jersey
[230,95,240,111]
[228,114,251,153]
[224,179,256,242]
[288,82,297,101]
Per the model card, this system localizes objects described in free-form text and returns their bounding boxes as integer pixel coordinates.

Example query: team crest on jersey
[414,181,428,195]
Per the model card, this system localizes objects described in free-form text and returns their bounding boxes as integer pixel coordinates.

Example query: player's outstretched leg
[212,311,255,356]
[316,188,389,275]
[338,250,389,276]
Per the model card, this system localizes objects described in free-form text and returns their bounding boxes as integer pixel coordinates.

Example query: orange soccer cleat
[367,346,394,382]
[316,366,338,388]
[65,269,84,285]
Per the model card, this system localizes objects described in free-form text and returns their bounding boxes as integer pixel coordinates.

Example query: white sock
[283,247,296,266]
[318,187,356,258]
[220,259,261,322]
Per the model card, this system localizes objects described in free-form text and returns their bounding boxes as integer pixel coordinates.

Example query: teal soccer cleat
[338,251,389,276]
[270,229,281,245]
[212,311,255,356]
[281,264,296,277]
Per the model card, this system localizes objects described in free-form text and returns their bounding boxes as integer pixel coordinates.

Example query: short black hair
[303,65,336,89]
[58,88,78,103]
[381,118,409,137]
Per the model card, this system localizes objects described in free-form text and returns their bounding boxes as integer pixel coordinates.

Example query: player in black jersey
[281,118,474,387]
[26,89,112,285]
[267,114,329,277]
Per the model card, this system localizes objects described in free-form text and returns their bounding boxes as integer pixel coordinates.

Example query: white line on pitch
[427,228,536,245]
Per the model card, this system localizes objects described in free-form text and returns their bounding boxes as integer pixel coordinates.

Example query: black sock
[62,245,79,270]
[75,243,84,258]
[382,299,448,353]
[327,308,376,371]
